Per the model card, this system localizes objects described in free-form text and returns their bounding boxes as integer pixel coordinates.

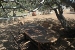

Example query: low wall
[0,17,23,24]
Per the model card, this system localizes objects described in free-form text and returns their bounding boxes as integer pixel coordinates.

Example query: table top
[24,24,59,43]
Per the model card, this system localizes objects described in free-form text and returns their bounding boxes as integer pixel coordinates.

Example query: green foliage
[0,0,63,17]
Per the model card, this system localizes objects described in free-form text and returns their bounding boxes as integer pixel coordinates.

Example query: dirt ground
[0,9,75,50]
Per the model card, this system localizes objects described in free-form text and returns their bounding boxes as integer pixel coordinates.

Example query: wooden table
[24,24,59,44]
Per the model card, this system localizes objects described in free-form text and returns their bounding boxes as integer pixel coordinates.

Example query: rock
[2,40,8,43]
[0,47,6,50]
[0,44,3,48]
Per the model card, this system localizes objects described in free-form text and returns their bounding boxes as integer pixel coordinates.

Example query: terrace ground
[0,9,75,50]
